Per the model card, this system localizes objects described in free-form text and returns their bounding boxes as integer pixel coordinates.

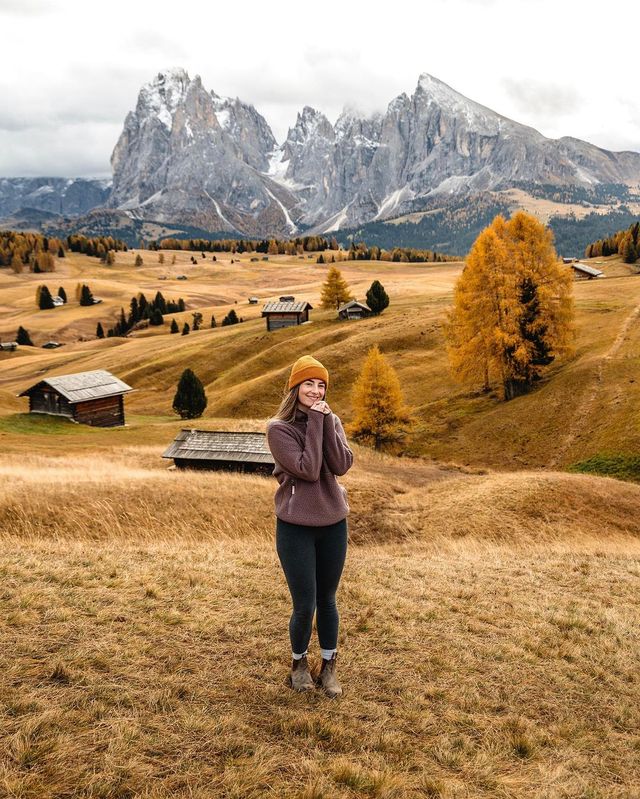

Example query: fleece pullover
[266,408,353,526]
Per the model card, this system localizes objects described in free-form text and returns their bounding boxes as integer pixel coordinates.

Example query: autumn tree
[320,266,353,310]
[348,344,413,450]
[172,368,207,419]
[446,211,574,401]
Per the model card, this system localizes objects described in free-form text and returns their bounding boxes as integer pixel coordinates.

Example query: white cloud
[0,0,638,176]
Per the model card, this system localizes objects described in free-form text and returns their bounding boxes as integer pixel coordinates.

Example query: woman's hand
[310,400,331,415]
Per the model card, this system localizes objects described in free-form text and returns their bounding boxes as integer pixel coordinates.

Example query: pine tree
[57,245,65,258]
[170,319,179,333]
[192,312,202,330]
[172,368,208,419]
[38,285,54,310]
[366,280,389,315]
[221,309,239,326]
[181,322,190,335]
[348,345,413,450]
[79,284,94,306]
[135,253,143,267]
[158,252,165,265]
[149,308,164,325]
[317,253,325,264]
[210,315,217,328]
[320,266,353,310]
[446,212,574,400]
[96,322,104,338]
[620,233,637,264]
[16,326,34,346]
[58,287,67,303]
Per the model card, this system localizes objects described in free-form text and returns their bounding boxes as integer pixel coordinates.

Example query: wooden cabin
[18,369,134,427]
[571,262,603,280]
[162,429,275,474]
[338,299,371,320]
[262,299,312,331]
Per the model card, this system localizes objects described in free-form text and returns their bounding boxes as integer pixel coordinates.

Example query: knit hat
[288,355,329,390]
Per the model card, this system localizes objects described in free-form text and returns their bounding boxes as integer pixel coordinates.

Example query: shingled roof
[162,429,275,465]
[18,369,134,403]
[262,301,313,314]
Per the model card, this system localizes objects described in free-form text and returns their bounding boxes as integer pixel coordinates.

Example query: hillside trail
[547,296,640,468]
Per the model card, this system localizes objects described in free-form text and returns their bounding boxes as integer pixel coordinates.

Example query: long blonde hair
[269,378,327,424]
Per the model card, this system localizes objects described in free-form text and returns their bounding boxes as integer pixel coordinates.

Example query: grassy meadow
[1,247,640,797]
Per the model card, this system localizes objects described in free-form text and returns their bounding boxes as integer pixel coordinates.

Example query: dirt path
[548,298,640,467]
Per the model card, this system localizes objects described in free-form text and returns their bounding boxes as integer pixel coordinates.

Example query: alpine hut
[18,369,134,426]
[338,299,371,320]
[162,429,275,474]
[262,298,313,331]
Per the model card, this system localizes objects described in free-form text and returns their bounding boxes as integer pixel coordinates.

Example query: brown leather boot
[317,652,342,698]
[290,655,314,692]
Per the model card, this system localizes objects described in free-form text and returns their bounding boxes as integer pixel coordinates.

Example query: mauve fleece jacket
[266,407,353,526]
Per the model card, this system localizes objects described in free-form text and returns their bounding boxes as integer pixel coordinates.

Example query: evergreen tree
[620,233,637,264]
[181,322,190,335]
[16,325,34,346]
[192,312,202,331]
[135,253,143,266]
[221,309,239,326]
[348,345,413,450]
[149,308,164,326]
[210,315,217,328]
[153,291,167,314]
[172,368,208,419]
[366,280,390,315]
[320,266,353,310]
[158,252,165,265]
[57,245,65,258]
[317,253,325,264]
[38,285,54,310]
[96,322,104,338]
[79,284,94,306]
[170,318,179,333]
[58,286,67,303]
[446,211,575,401]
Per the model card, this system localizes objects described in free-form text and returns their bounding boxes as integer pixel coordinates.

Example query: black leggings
[276,517,348,653]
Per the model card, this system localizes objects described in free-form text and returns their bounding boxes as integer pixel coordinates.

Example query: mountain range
[2,67,640,251]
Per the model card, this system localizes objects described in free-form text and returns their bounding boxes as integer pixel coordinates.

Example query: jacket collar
[294,407,308,422]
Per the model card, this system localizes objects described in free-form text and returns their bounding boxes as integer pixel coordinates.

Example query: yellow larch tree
[445,211,575,400]
[348,345,413,450]
[320,266,353,310]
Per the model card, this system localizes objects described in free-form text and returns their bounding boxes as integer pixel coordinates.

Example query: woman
[266,355,353,697]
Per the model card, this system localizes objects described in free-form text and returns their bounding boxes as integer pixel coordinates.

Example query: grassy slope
[1,452,639,798]
[2,252,640,797]
[1,251,639,469]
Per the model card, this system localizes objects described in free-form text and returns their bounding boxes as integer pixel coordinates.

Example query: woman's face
[297,379,326,409]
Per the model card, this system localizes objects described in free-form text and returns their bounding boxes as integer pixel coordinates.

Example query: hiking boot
[290,655,314,692]
[317,652,342,698]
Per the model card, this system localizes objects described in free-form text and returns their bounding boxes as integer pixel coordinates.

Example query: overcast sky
[1,0,638,178]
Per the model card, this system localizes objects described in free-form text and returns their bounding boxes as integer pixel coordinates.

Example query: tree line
[584,221,640,263]
[154,235,339,254]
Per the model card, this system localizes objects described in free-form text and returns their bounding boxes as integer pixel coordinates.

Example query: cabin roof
[571,262,603,277]
[338,299,371,312]
[262,301,313,314]
[162,429,275,464]
[18,369,134,402]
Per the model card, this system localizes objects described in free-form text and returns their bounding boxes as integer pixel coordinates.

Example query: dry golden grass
[1,449,639,797]
[2,249,640,471]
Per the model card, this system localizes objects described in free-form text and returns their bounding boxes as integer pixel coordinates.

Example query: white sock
[292,650,308,660]
[320,648,337,660]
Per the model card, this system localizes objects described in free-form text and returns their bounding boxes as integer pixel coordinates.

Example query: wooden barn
[571,262,603,280]
[262,299,313,331]
[162,429,275,474]
[338,299,371,320]
[18,369,134,427]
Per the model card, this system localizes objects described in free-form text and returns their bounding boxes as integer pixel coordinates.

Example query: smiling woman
[266,355,353,698]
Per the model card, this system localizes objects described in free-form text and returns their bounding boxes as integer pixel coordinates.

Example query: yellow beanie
[288,355,329,390]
